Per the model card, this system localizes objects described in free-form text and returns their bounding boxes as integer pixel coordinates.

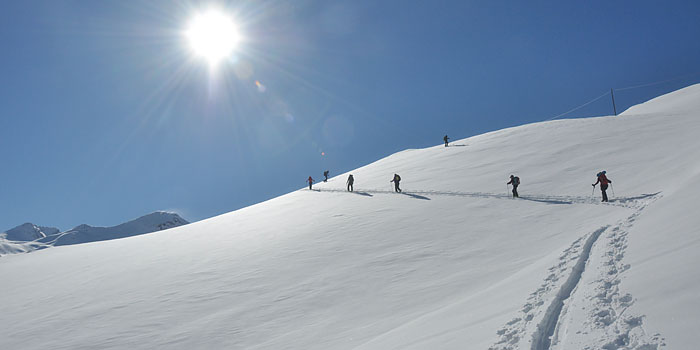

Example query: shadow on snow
[352,191,373,197]
[400,192,431,200]
[311,188,659,206]
[609,192,660,203]
[518,196,573,205]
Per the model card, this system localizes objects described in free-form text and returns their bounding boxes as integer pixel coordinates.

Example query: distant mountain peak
[1,223,60,242]
[50,211,190,246]
[2,211,189,255]
[71,224,93,231]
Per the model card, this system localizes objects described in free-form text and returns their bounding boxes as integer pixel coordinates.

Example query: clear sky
[2,0,700,231]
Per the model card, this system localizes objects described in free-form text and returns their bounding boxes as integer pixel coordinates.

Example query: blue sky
[2,0,699,231]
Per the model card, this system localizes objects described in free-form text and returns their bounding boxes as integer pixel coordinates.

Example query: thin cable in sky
[545,91,610,121]
[615,71,700,91]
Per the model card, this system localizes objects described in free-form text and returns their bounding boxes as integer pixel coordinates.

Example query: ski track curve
[488,194,666,350]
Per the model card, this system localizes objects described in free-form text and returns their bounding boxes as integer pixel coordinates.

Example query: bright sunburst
[186,9,240,66]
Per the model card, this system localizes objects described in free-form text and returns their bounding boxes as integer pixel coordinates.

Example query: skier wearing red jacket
[307,176,314,190]
[592,171,612,202]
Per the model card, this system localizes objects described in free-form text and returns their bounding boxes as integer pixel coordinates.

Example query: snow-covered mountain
[0,223,59,241]
[1,85,700,349]
[0,212,188,256]
[0,239,50,256]
[41,211,189,246]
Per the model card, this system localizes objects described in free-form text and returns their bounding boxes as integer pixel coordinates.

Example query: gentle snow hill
[1,85,700,350]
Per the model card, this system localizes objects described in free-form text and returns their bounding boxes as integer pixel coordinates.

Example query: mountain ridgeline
[0,212,188,256]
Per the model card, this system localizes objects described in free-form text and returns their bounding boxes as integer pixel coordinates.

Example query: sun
[186,9,240,66]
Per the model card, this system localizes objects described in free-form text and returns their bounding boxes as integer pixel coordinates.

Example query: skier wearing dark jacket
[390,174,402,192]
[444,135,449,147]
[347,174,354,192]
[592,171,612,202]
[507,175,520,198]
[323,170,329,182]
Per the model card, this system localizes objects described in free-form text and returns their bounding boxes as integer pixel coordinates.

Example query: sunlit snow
[3,85,700,349]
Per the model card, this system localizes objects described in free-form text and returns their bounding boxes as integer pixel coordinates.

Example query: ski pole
[610,183,615,197]
[591,184,596,197]
[507,184,510,197]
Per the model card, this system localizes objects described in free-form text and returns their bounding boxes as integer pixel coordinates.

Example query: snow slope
[1,85,700,349]
[0,239,50,256]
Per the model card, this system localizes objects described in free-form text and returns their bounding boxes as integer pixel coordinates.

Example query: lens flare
[255,80,266,92]
[186,9,240,65]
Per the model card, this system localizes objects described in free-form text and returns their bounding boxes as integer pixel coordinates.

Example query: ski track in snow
[488,194,666,350]
[312,187,659,208]
[317,185,666,349]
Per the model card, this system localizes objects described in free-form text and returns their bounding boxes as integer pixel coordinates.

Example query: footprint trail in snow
[489,194,666,350]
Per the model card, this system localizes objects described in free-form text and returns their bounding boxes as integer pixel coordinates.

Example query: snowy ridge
[41,211,189,246]
[0,211,188,256]
[2,85,700,349]
[0,223,59,241]
[0,223,59,257]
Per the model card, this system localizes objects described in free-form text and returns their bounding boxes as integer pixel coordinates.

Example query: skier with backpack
[307,176,315,190]
[507,175,520,198]
[346,174,354,192]
[444,135,449,147]
[390,174,402,192]
[592,171,612,202]
[323,170,329,182]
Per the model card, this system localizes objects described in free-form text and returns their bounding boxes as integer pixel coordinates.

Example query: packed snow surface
[2,85,700,349]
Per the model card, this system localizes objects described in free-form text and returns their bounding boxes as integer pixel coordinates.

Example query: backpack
[513,176,520,186]
[395,175,401,181]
